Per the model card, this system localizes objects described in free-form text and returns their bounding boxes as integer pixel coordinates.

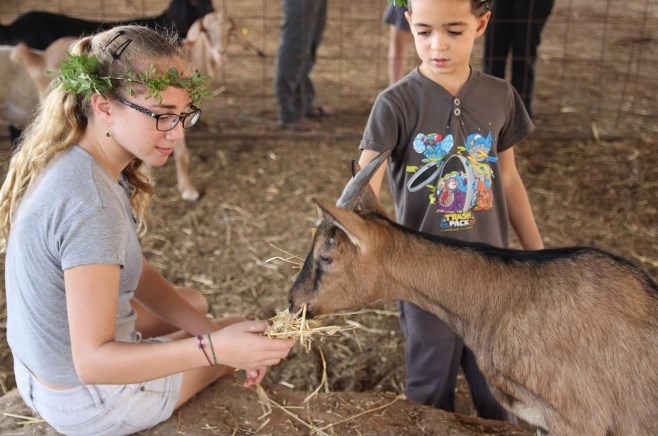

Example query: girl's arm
[65,264,294,385]
[133,258,216,336]
[498,147,544,250]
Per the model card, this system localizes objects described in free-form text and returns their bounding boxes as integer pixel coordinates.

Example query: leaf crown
[391,0,493,10]
[52,53,211,106]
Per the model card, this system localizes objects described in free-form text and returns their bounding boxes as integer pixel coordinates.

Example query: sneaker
[306,106,333,119]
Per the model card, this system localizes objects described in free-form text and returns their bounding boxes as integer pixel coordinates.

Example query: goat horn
[336,149,392,210]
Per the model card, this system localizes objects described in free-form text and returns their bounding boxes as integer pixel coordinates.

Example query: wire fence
[1,0,656,139]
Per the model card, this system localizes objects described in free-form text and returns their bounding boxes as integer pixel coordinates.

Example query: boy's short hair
[405,0,492,16]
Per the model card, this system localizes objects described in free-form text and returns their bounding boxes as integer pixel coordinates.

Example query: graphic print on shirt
[406,131,497,231]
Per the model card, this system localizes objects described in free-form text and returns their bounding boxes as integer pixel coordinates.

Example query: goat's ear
[358,184,386,215]
[315,199,369,252]
[202,11,217,29]
[350,161,387,215]
[9,42,29,63]
[186,21,201,41]
[351,159,361,177]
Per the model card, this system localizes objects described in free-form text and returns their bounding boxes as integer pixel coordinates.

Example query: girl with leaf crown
[0,25,293,435]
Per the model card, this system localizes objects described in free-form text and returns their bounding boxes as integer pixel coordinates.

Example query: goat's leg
[174,138,199,201]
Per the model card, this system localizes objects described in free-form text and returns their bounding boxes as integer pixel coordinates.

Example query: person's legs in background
[303,0,328,117]
[274,0,322,130]
[383,4,413,85]
[483,0,514,82]
[509,0,555,118]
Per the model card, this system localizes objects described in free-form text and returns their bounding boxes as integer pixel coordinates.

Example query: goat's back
[0,12,101,50]
[486,249,658,434]
[0,0,213,50]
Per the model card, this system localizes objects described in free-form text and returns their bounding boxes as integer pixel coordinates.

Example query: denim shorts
[14,353,183,435]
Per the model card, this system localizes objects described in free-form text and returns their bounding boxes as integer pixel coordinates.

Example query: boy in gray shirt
[359,0,543,420]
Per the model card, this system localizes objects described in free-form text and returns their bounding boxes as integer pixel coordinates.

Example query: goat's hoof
[180,188,200,202]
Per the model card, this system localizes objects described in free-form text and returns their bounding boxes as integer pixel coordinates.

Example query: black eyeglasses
[117,98,201,132]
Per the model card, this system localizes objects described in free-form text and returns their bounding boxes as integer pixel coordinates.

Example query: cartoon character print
[435,171,467,212]
[464,132,497,212]
[407,130,498,230]
[473,173,494,210]
[406,133,454,200]
[413,133,454,161]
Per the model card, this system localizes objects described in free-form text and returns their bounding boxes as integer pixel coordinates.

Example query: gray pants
[274,0,327,123]
[398,301,515,421]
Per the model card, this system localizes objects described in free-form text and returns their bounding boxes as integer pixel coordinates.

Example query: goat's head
[288,150,392,318]
[184,11,232,77]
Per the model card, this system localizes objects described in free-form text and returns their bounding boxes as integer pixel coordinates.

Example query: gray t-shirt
[5,146,143,386]
[360,68,534,247]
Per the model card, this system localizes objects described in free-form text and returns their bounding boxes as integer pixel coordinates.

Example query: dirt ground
[0,0,656,434]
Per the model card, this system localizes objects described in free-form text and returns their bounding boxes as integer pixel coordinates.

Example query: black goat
[0,0,213,50]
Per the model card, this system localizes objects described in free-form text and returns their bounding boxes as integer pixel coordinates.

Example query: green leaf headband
[52,53,211,106]
[391,0,493,10]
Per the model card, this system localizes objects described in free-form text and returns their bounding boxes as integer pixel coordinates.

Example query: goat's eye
[328,237,336,247]
[319,254,332,265]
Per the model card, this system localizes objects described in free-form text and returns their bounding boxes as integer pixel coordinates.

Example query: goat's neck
[381,231,519,345]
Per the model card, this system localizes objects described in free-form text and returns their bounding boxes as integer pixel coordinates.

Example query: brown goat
[288,150,658,435]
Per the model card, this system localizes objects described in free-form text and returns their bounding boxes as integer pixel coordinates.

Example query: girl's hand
[243,367,267,387]
[211,320,294,370]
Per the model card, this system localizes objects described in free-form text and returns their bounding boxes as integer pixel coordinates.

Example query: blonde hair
[0,25,185,251]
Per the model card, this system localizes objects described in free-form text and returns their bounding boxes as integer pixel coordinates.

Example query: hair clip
[103,30,133,59]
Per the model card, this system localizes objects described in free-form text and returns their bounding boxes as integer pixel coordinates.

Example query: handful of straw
[264,306,349,352]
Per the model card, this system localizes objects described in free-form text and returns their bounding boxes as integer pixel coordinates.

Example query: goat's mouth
[288,302,315,319]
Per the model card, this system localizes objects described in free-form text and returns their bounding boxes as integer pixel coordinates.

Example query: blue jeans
[274,0,327,123]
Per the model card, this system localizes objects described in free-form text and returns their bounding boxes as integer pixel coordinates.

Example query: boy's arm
[358,149,387,199]
[499,147,544,250]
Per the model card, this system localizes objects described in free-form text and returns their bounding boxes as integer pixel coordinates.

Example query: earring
[106,130,111,138]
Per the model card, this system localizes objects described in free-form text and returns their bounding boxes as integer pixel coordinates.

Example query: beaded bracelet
[197,335,214,366]
[206,333,218,366]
